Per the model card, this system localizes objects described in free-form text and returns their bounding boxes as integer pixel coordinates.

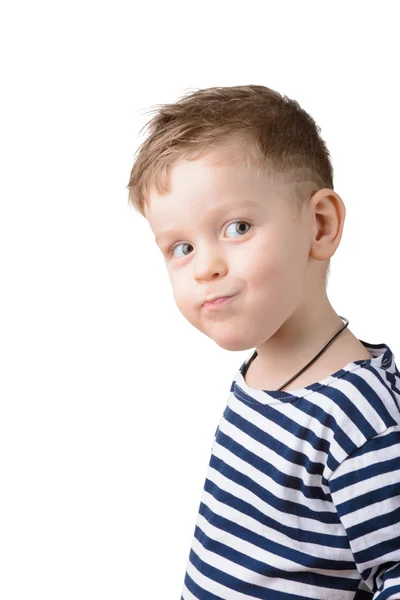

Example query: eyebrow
[155,199,259,245]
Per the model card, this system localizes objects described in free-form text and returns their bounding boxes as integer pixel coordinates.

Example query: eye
[225,220,251,238]
[169,220,251,259]
[170,242,194,259]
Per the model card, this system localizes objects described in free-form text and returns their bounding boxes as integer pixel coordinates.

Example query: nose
[194,243,228,282]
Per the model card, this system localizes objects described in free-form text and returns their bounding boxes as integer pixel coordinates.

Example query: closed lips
[204,294,233,304]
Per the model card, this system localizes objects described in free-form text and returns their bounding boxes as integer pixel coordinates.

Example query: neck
[250,293,362,390]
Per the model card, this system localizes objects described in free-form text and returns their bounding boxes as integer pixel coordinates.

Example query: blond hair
[126,84,334,221]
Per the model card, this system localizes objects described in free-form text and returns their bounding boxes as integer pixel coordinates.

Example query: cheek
[170,274,198,322]
[242,239,303,308]
[241,247,284,289]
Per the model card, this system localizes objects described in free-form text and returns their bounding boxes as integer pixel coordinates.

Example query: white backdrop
[1,1,399,598]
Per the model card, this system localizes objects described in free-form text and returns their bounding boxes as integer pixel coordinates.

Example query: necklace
[243,316,350,392]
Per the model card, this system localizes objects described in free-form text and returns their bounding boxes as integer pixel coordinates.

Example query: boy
[127,85,400,599]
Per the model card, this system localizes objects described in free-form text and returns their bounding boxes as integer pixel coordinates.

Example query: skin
[144,145,372,392]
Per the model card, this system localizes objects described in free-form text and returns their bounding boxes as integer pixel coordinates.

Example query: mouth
[202,295,235,310]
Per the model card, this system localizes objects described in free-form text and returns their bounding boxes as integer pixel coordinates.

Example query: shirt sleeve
[328,424,400,599]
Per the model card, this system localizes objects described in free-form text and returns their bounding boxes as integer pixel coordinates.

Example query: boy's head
[127,85,346,353]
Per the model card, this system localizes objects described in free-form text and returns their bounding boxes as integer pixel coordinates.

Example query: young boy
[127,85,400,599]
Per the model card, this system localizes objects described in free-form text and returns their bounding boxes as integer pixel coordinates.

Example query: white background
[1,1,399,598]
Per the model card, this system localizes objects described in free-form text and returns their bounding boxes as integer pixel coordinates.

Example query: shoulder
[321,356,400,481]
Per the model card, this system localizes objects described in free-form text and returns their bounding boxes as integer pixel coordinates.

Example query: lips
[203,295,232,305]
[203,294,234,304]
[203,295,235,309]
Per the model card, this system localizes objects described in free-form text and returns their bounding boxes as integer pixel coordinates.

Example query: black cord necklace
[243,316,350,392]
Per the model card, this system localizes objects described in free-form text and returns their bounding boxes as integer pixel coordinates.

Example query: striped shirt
[181,340,400,600]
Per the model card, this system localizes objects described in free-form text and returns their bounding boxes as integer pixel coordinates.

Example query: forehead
[145,154,281,238]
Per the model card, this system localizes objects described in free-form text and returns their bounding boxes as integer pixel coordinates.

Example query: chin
[212,336,253,352]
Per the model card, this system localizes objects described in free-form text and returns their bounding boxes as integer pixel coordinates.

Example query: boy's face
[144,150,314,352]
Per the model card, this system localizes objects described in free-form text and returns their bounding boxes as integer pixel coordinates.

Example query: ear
[308,188,346,261]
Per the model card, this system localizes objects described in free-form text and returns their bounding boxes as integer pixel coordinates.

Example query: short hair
[126,84,334,221]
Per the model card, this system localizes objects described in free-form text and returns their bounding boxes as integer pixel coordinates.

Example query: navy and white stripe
[181,340,400,599]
